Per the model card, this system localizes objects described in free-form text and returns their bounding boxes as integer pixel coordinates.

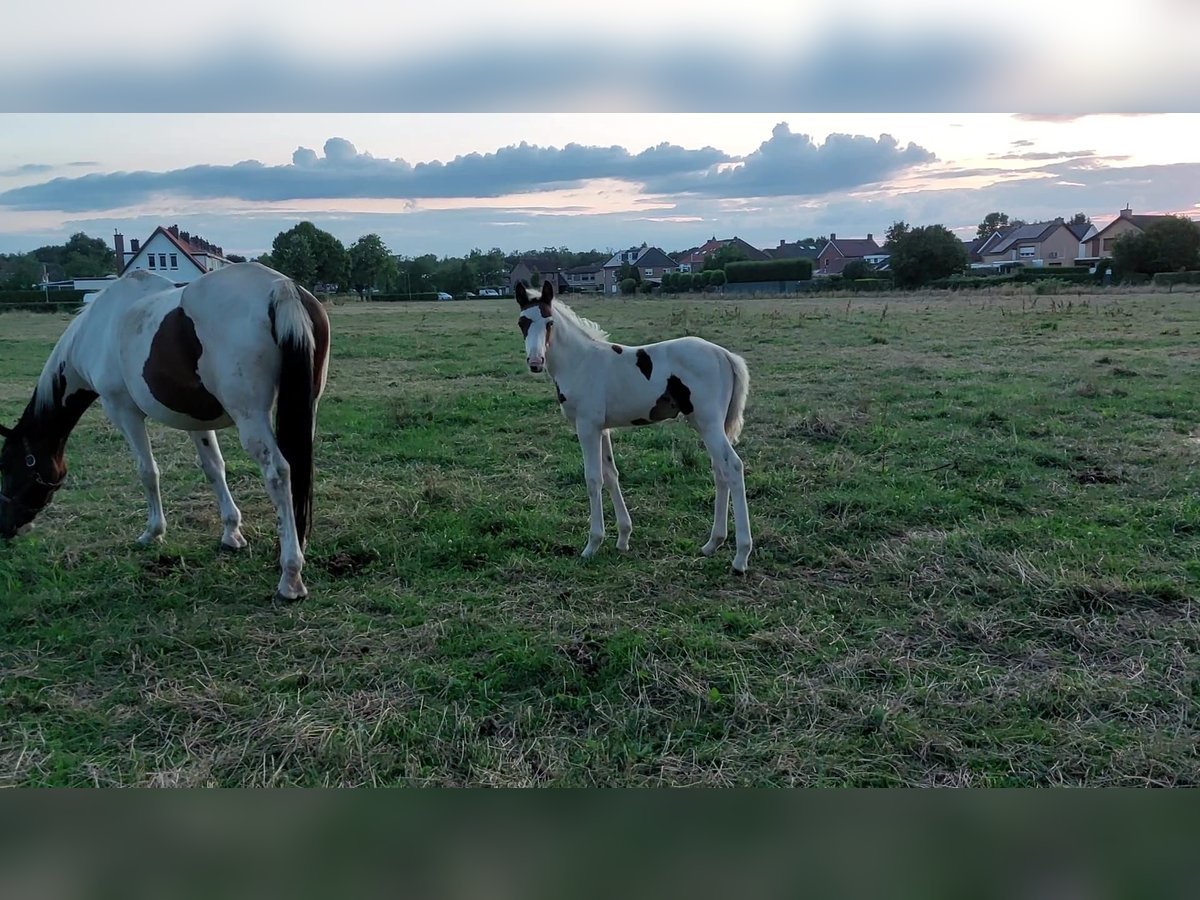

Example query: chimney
[113,231,125,271]
[1119,205,1132,218]
[779,239,786,248]
[830,232,836,241]
[130,238,140,253]
[867,233,873,242]
[168,224,179,237]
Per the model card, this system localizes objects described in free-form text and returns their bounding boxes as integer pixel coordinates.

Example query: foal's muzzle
[528,357,544,373]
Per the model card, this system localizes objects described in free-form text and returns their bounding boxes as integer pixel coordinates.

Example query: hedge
[1152,270,1200,286]
[725,258,813,283]
[0,289,88,304]
[367,291,445,302]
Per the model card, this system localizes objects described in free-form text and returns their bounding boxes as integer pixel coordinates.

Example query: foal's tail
[722,349,750,444]
[271,278,330,545]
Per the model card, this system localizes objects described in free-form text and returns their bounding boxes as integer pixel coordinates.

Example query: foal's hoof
[137,532,165,547]
[272,590,307,604]
[218,541,244,554]
[700,539,725,557]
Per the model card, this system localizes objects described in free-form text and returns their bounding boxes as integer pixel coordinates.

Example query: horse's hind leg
[601,430,632,551]
[234,415,307,601]
[698,421,752,573]
[700,454,730,558]
[190,431,246,551]
[104,399,166,545]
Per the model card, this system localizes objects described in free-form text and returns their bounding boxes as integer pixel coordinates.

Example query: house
[673,236,768,273]
[508,257,567,293]
[978,219,1085,268]
[114,225,231,285]
[600,245,679,293]
[763,239,822,262]
[562,261,605,293]
[1077,206,1179,264]
[815,233,885,276]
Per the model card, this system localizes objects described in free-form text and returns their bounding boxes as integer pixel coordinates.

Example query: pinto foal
[0,263,329,601]
[516,280,752,572]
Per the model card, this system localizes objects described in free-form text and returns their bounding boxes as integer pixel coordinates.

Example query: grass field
[1,287,1198,786]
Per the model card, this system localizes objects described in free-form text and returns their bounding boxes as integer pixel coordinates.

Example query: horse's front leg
[104,400,165,545]
[575,421,606,559]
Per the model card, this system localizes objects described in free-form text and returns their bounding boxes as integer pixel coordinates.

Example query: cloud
[991,149,1096,161]
[643,124,936,198]
[0,137,732,212]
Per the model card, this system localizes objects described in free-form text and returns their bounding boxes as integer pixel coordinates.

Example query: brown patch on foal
[143,308,225,421]
[635,349,653,379]
[612,344,623,354]
[645,375,695,422]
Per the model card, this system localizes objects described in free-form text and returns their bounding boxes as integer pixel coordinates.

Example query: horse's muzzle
[528,358,544,373]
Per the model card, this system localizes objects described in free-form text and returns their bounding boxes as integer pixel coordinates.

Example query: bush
[660,272,676,292]
[708,269,726,287]
[367,291,442,302]
[725,258,814,283]
[927,274,1019,290]
[1152,270,1200,286]
[638,280,654,294]
[1033,278,1072,295]
[619,278,638,295]
[840,259,875,281]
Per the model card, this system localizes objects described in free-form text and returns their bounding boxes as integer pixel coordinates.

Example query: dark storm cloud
[643,125,936,198]
[0,138,731,212]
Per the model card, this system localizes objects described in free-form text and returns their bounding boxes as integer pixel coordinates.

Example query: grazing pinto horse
[515,280,752,572]
[0,263,330,601]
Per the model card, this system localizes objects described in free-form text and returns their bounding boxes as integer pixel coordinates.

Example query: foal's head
[0,421,66,540]
[515,280,555,373]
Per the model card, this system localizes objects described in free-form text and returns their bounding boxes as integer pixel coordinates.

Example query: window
[644,268,654,276]
[159,254,167,268]
[147,255,156,269]
[169,253,178,269]
[1019,246,1036,258]
[1048,251,1059,259]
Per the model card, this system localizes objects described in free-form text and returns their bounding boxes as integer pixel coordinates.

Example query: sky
[0,0,1197,259]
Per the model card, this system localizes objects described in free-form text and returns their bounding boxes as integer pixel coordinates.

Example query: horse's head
[0,422,66,540]
[515,280,555,373]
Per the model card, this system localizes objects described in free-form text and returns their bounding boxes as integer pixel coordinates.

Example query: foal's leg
[190,430,246,551]
[576,422,606,558]
[104,400,166,545]
[234,415,307,601]
[601,430,633,551]
[699,422,752,573]
[701,455,730,557]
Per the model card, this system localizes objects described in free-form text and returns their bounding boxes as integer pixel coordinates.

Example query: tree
[1113,216,1200,277]
[703,242,749,271]
[270,222,347,289]
[619,277,638,295]
[226,253,247,263]
[1068,212,1090,227]
[0,253,43,290]
[708,269,726,288]
[976,212,1010,241]
[841,259,876,281]
[348,234,396,297]
[883,221,910,250]
[889,225,969,288]
[618,262,642,285]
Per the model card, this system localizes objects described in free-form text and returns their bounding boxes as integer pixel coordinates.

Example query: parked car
[436,291,453,301]
[477,288,500,298]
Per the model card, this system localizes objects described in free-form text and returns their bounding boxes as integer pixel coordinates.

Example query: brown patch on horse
[545,319,554,349]
[635,349,653,379]
[554,380,566,404]
[648,392,680,421]
[518,317,531,338]
[298,288,330,392]
[666,375,694,415]
[143,308,225,421]
[612,344,624,354]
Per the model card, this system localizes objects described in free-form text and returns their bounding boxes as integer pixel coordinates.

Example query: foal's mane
[554,300,609,342]
[33,303,92,414]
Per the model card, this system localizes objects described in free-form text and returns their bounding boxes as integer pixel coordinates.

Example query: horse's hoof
[137,533,165,547]
[273,590,306,604]
[218,540,245,554]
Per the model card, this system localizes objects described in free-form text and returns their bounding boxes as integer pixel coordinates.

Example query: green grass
[1,288,1198,786]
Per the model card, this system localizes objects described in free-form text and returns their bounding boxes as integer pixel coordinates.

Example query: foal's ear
[515,281,529,307]
[540,280,554,304]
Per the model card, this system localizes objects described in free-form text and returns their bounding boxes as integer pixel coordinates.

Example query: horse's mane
[33,303,92,414]
[554,301,609,342]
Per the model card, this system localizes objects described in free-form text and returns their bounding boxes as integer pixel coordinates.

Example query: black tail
[272,281,326,546]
